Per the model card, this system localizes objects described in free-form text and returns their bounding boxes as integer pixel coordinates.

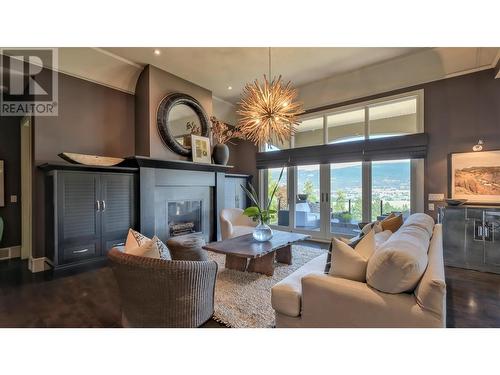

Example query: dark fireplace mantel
[121,156,234,173]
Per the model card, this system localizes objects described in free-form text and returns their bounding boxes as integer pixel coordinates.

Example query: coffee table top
[203,230,310,258]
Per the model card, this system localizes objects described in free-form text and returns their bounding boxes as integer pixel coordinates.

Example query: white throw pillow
[125,228,149,252]
[361,221,383,235]
[329,230,375,282]
[125,239,160,259]
[125,229,171,260]
[366,224,430,293]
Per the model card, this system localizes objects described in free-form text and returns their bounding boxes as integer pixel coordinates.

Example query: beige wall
[135,65,213,160]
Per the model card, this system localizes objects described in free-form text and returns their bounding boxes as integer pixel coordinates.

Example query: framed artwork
[450,150,500,204]
[191,135,212,164]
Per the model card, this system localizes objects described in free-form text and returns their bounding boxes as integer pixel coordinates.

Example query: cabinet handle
[96,200,101,211]
[101,200,106,211]
[73,248,89,254]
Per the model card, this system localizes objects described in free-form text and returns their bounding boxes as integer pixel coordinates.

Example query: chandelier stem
[268,47,271,79]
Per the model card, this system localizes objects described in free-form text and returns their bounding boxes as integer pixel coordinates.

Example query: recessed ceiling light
[153,49,161,55]
[227,86,232,90]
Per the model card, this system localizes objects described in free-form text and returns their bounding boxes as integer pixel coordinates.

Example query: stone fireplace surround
[128,156,232,243]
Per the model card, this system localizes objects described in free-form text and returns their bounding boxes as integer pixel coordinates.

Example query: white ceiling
[102,47,425,102]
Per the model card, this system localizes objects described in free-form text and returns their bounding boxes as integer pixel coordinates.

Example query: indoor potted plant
[210,116,244,165]
[241,167,284,241]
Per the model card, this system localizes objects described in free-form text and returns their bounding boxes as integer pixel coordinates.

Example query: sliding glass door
[371,159,411,221]
[330,162,363,237]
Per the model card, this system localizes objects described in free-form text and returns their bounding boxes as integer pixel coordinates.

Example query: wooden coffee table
[203,230,310,276]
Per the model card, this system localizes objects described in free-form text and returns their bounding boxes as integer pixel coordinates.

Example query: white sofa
[271,222,446,328]
[220,208,256,240]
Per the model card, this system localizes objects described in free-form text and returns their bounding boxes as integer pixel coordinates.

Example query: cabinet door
[100,174,137,255]
[235,178,248,209]
[442,207,466,267]
[484,210,500,266]
[58,172,101,264]
[465,208,485,267]
[224,178,236,209]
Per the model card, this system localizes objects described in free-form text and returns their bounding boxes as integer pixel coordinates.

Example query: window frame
[259,89,425,239]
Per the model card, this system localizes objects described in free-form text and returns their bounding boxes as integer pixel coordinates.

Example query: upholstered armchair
[220,208,256,240]
[108,248,218,328]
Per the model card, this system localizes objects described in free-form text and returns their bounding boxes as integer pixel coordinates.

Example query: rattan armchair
[108,248,218,328]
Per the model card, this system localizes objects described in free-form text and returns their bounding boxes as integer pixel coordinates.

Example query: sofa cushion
[367,221,431,294]
[271,254,327,317]
[374,230,392,248]
[404,213,435,237]
[329,230,375,282]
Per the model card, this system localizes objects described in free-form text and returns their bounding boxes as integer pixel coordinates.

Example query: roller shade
[256,133,428,169]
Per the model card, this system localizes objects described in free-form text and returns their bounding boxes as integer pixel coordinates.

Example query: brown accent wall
[228,139,258,179]
[135,65,213,160]
[33,69,135,257]
[0,114,21,248]
[306,68,500,219]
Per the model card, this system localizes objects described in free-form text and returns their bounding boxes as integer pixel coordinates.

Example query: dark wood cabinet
[224,174,251,210]
[46,168,137,270]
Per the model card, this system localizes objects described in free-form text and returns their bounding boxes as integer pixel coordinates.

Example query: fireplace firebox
[167,200,202,237]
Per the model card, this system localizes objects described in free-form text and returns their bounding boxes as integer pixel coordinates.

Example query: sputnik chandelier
[237,48,304,146]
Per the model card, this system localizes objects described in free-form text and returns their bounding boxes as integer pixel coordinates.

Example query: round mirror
[157,93,209,156]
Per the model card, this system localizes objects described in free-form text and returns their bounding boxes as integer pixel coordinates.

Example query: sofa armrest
[300,273,441,327]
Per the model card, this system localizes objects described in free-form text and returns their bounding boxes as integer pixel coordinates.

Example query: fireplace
[168,200,202,237]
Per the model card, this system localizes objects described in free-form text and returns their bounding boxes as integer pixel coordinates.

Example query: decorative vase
[212,143,229,165]
[252,219,273,242]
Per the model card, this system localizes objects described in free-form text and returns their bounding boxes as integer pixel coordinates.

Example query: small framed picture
[191,135,212,164]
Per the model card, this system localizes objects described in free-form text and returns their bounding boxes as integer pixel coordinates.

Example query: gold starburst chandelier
[237,48,304,146]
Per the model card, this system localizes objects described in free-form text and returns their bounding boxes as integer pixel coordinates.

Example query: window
[265,168,288,225]
[294,117,323,148]
[327,109,365,144]
[371,159,411,221]
[295,165,320,231]
[330,162,363,236]
[369,98,418,139]
[297,90,423,145]
[260,90,424,240]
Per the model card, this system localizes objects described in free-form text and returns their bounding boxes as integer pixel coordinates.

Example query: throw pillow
[325,230,375,282]
[361,220,383,235]
[124,229,171,260]
[125,239,161,259]
[366,224,430,293]
[125,228,149,252]
[153,236,171,260]
[381,214,403,233]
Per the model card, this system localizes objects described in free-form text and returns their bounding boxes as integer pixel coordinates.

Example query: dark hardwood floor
[1,242,499,328]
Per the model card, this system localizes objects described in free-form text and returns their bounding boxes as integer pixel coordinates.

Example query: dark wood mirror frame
[156,93,210,157]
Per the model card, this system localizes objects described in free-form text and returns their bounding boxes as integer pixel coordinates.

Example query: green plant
[241,167,285,225]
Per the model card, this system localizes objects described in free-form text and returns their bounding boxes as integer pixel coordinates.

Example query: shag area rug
[208,245,325,328]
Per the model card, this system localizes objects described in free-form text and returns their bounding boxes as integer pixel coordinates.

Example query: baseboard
[0,245,21,260]
[28,257,53,273]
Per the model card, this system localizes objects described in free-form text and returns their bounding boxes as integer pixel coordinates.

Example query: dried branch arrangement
[210,116,245,145]
[237,75,304,146]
